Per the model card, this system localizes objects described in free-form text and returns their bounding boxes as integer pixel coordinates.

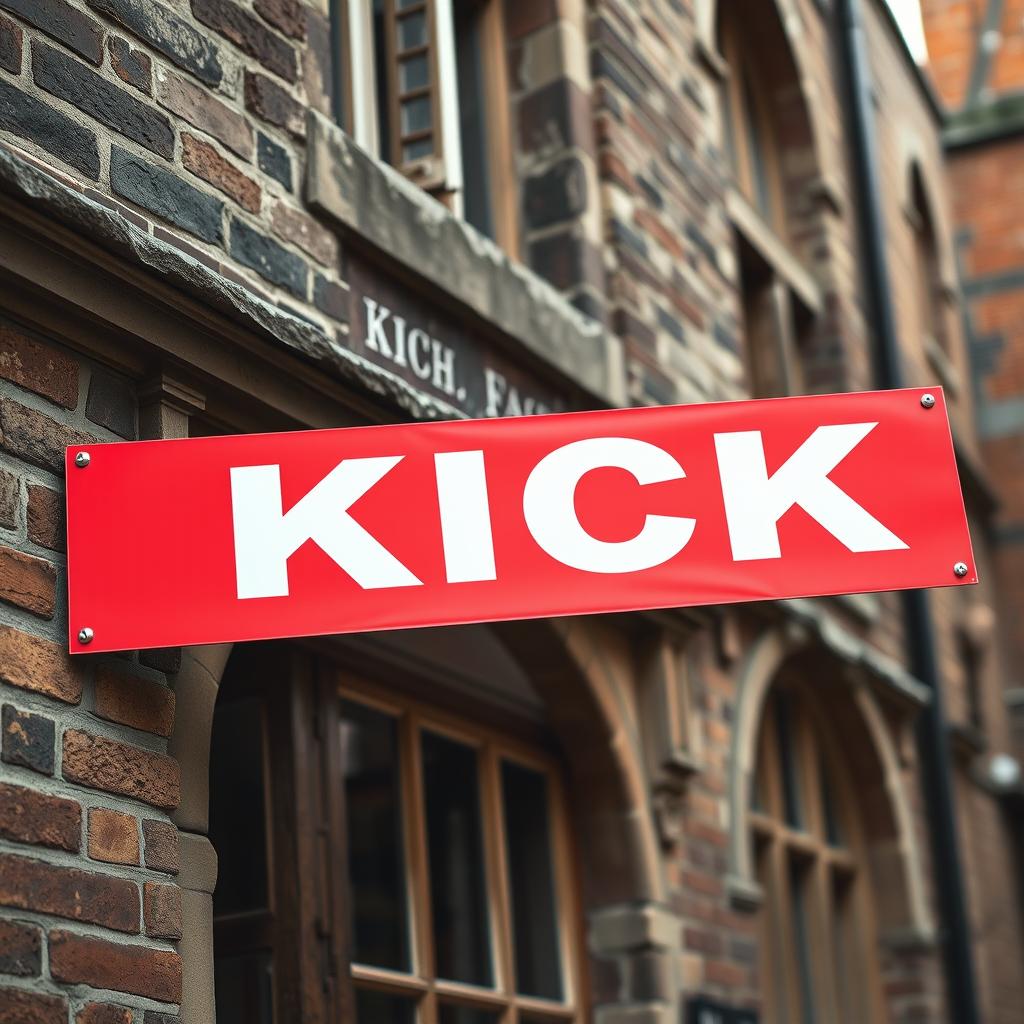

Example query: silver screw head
[954,562,970,578]
[77,627,94,645]
[74,451,91,468]
[921,394,936,409]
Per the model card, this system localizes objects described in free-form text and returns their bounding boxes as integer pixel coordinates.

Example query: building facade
[0,1,1020,1023]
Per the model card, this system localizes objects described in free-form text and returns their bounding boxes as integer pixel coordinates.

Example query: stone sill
[305,111,626,409]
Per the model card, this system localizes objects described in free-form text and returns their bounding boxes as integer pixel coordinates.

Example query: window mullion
[402,710,438,1024]
[480,744,516,1010]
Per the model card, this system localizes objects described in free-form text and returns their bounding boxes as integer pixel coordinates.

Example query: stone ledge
[589,903,680,955]
[305,111,626,408]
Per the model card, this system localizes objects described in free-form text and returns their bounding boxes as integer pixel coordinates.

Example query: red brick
[704,958,747,987]
[154,67,252,161]
[0,546,56,618]
[0,781,80,851]
[0,986,66,1024]
[0,852,139,932]
[62,730,180,810]
[76,1002,133,1024]
[0,919,41,977]
[0,323,79,408]
[49,930,182,1003]
[244,70,305,138]
[27,485,64,551]
[88,807,140,865]
[0,626,84,704]
[142,819,179,874]
[181,133,260,214]
[144,881,182,939]
[94,667,175,738]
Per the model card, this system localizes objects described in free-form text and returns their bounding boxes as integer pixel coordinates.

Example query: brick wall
[0,320,184,1021]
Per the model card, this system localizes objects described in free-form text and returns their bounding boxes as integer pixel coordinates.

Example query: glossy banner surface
[66,388,974,653]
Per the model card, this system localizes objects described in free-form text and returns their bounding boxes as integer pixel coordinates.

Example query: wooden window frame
[339,0,519,257]
[750,679,886,1024]
[340,672,585,1024]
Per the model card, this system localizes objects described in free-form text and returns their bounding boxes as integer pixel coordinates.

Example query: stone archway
[725,624,935,943]
[169,616,677,1022]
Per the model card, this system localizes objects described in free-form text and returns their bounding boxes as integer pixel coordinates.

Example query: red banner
[66,388,974,653]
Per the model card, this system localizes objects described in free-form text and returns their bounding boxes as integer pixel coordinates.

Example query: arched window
[750,680,885,1024]
[209,637,584,1024]
[910,169,950,359]
[715,3,824,400]
[337,0,517,253]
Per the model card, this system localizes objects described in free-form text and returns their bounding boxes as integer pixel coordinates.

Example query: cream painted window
[338,0,518,254]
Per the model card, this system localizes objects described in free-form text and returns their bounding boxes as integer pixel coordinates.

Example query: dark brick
[245,70,304,138]
[0,322,79,409]
[0,397,94,472]
[27,484,63,551]
[257,131,292,190]
[85,369,136,438]
[615,308,657,352]
[0,919,41,977]
[230,218,307,297]
[0,987,65,1024]
[313,274,350,323]
[656,305,686,343]
[193,0,295,81]
[49,930,181,1002]
[0,78,100,179]
[111,146,224,245]
[0,852,139,932]
[139,647,182,674]
[87,0,221,86]
[528,230,603,292]
[2,704,55,775]
[0,468,16,530]
[254,0,303,38]
[32,41,174,158]
[611,217,649,259]
[518,77,594,156]
[523,156,588,230]
[0,12,21,73]
[143,881,181,939]
[109,35,151,93]
[142,819,179,874]
[0,0,103,64]
[0,781,80,851]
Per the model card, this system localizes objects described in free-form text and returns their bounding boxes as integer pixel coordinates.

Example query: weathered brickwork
[0,0,1019,1021]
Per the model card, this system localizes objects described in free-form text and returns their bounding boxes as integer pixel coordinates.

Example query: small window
[339,0,517,253]
[910,171,950,358]
[340,680,583,1022]
[750,683,884,1024]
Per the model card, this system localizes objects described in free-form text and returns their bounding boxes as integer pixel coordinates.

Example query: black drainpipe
[835,2,981,1022]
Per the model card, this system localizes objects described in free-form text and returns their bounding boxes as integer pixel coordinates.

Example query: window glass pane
[820,754,843,848]
[398,11,427,50]
[214,952,273,1024]
[437,1006,501,1024]
[501,761,562,1001]
[741,71,774,222]
[789,857,818,1024]
[400,53,430,93]
[355,988,417,1024]
[454,0,493,239]
[774,691,803,830]
[422,730,493,986]
[403,137,434,162]
[210,699,269,916]
[401,95,433,135]
[372,0,392,164]
[341,700,411,972]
